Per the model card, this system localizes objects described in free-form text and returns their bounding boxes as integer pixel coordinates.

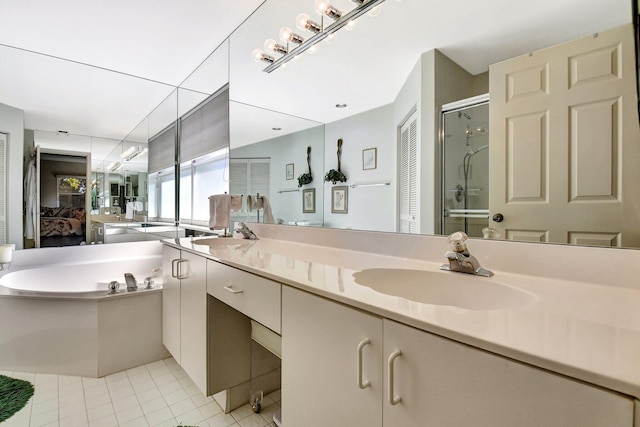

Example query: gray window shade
[180,87,229,163]
[148,124,176,174]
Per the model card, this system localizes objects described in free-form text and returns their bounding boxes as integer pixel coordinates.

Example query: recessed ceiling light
[335,103,347,108]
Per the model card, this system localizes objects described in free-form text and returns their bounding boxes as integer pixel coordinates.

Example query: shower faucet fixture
[440,231,493,277]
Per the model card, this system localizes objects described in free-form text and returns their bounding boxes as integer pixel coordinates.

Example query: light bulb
[279,26,304,44]
[296,12,321,33]
[366,4,382,16]
[251,48,274,64]
[325,32,338,44]
[314,0,330,15]
[252,48,264,62]
[279,27,293,42]
[314,0,341,20]
[264,38,287,55]
[345,19,357,31]
[307,45,318,55]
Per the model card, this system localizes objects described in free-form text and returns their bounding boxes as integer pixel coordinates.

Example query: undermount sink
[352,268,535,310]
[192,237,253,247]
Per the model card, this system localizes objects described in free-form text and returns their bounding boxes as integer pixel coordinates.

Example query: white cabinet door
[383,319,634,427]
[282,286,382,427]
[179,251,208,394]
[161,245,181,363]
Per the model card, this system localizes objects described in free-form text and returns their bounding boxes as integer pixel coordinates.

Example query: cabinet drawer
[207,260,281,333]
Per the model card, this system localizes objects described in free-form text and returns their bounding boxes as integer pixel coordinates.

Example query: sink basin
[352,268,535,310]
[192,237,253,247]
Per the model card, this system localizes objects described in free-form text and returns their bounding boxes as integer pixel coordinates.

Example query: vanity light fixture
[255,0,387,73]
[121,145,145,161]
[107,161,122,172]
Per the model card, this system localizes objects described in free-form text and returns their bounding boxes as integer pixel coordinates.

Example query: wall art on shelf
[331,186,348,214]
[363,147,377,170]
[302,188,316,213]
[286,163,294,180]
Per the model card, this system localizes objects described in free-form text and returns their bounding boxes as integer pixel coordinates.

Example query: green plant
[324,169,347,184]
[324,138,347,184]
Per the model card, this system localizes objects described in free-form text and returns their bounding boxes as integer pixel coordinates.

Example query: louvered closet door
[0,133,6,243]
[399,111,418,233]
[489,24,640,246]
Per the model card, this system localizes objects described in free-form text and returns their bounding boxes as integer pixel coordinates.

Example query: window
[148,168,175,222]
[179,148,229,225]
[229,158,270,223]
[57,176,86,208]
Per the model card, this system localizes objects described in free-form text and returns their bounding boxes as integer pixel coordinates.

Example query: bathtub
[0,256,161,293]
[0,243,170,377]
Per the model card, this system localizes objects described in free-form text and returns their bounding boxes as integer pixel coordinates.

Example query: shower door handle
[492,213,504,222]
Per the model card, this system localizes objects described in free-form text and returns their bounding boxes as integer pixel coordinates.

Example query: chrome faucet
[124,273,138,291]
[235,222,259,240]
[440,231,493,277]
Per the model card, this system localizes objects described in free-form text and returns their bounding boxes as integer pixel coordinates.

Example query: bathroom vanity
[160,225,640,426]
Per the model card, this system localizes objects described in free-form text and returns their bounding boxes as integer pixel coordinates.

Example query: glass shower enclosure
[441,95,490,238]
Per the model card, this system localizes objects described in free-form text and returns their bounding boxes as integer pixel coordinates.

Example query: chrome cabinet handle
[176,259,188,279]
[224,285,244,294]
[357,338,371,389]
[171,259,179,278]
[388,349,402,406]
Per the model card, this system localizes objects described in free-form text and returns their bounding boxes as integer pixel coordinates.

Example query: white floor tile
[161,388,188,406]
[205,412,240,427]
[114,405,143,425]
[169,398,196,418]
[133,387,161,404]
[139,397,166,415]
[88,414,118,427]
[143,407,174,426]
[58,411,88,427]
[86,403,115,422]
[0,358,278,427]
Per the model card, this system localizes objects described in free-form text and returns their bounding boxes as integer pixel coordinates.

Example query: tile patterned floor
[0,358,280,427]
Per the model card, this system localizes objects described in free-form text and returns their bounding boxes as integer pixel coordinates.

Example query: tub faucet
[235,222,259,240]
[124,273,138,291]
[440,231,493,277]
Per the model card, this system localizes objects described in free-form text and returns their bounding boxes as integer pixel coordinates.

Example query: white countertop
[164,236,640,400]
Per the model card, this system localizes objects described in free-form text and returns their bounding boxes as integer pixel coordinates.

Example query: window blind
[179,87,229,163]
[148,124,176,174]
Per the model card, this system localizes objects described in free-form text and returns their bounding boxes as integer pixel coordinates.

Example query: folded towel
[209,194,242,230]
[246,195,274,224]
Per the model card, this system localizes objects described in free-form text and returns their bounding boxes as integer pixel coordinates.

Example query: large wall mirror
[18,0,640,250]
[226,0,640,248]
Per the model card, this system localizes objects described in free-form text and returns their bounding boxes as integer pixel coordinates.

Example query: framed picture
[286,163,294,180]
[363,147,377,170]
[302,188,316,213]
[331,186,348,214]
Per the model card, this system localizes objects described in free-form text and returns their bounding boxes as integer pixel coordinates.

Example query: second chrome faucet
[440,231,493,277]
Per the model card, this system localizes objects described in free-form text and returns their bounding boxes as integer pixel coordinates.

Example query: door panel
[489,24,640,246]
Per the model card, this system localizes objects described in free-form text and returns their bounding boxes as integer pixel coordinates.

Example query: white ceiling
[0,0,634,153]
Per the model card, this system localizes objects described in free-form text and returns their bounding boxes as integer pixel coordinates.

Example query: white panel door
[282,286,382,427]
[489,24,640,246]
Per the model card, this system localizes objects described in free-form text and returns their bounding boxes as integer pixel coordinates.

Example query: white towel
[246,195,275,224]
[125,202,137,220]
[209,194,242,230]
